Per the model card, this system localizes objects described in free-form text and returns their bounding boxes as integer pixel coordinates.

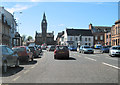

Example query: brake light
[54,50,57,53]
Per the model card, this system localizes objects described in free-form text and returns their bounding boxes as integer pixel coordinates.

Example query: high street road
[2,50,119,84]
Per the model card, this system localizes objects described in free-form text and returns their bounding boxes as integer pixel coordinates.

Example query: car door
[6,47,16,65]
[79,46,83,52]
[2,46,12,66]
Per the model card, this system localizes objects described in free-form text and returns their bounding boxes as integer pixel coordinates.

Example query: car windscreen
[102,46,108,48]
[29,47,35,51]
[56,46,68,50]
[84,46,90,48]
[12,47,25,52]
[51,46,55,48]
[112,47,120,50]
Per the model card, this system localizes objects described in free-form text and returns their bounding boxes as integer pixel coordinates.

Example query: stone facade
[35,13,54,45]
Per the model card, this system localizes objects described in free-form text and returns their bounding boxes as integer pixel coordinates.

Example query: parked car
[100,46,109,53]
[94,44,102,49]
[79,45,94,54]
[12,46,34,62]
[37,45,42,53]
[28,46,39,58]
[109,46,120,57]
[35,45,42,54]
[54,45,69,59]
[69,46,77,51]
[48,45,56,51]
[1,45,20,73]
[47,45,51,51]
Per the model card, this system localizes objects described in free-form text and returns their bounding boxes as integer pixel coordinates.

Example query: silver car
[109,46,120,57]
[0,45,20,73]
[79,45,94,54]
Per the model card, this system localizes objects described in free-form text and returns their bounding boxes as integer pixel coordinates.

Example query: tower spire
[43,12,46,20]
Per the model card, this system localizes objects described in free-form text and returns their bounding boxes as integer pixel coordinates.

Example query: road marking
[24,70,30,74]
[102,62,120,70]
[85,57,96,61]
[12,76,21,81]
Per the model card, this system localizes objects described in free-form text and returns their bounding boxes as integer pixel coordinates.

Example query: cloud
[6,4,32,14]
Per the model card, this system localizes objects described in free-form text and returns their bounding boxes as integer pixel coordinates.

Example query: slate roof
[92,26,111,33]
[66,29,93,36]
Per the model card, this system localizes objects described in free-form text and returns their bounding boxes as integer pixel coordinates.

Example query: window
[70,37,72,41]
[95,36,98,40]
[89,43,91,46]
[79,36,82,41]
[89,38,91,41]
[85,38,87,41]
[6,47,14,54]
[116,27,118,34]
[85,43,87,45]
[76,37,78,41]
[100,35,103,40]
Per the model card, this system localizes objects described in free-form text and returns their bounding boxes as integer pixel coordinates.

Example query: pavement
[1,50,120,84]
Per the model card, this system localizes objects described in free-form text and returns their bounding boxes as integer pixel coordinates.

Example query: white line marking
[12,76,21,81]
[24,70,30,74]
[102,62,120,70]
[85,57,96,61]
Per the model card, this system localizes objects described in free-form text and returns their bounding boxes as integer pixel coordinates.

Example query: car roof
[13,46,27,48]
[112,46,120,47]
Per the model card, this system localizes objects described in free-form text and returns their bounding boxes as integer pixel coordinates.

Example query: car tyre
[2,61,7,73]
[54,55,57,59]
[15,59,20,67]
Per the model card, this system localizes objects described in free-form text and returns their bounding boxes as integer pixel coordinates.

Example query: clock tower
[41,12,47,44]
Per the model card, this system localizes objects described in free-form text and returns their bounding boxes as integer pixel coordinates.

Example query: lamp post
[13,11,22,32]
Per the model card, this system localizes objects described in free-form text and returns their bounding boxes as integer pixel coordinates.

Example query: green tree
[27,36,33,41]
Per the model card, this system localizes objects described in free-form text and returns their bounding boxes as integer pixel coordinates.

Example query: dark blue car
[69,46,77,51]
[100,46,109,53]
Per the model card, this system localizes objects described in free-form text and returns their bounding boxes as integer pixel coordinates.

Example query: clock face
[43,21,45,23]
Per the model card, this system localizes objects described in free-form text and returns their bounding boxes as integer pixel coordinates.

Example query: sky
[0,1,119,40]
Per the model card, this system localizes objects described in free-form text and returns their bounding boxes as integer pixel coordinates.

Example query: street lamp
[13,11,22,32]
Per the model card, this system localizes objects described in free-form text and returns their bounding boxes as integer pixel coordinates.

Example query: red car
[54,45,69,59]
[12,46,33,63]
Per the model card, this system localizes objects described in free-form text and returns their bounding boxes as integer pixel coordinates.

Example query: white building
[59,28,94,48]
[0,7,17,48]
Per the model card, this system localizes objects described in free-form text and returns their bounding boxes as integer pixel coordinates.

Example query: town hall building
[35,13,54,45]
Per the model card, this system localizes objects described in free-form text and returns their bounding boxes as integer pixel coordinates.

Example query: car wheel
[83,51,85,54]
[3,61,7,73]
[54,55,57,59]
[15,59,20,67]
[31,58,34,61]
[101,51,103,53]
[79,51,81,53]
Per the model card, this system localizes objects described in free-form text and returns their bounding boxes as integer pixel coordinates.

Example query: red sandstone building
[111,19,120,46]
[89,23,111,45]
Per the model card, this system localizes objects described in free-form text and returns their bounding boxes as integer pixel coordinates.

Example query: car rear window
[56,46,68,50]
[112,47,120,50]
[84,46,90,48]
[12,47,25,52]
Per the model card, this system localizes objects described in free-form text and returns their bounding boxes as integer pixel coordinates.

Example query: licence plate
[59,52,64,53]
